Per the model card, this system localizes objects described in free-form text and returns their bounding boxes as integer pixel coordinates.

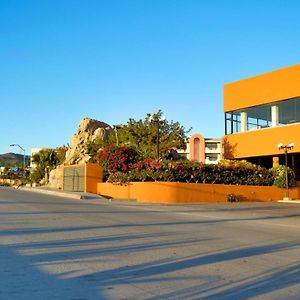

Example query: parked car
[8,167,22,176]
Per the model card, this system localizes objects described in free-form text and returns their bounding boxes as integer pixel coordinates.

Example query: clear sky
[1,0,300,156]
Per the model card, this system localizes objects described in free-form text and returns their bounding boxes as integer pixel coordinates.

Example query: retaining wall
[97,181,300,203]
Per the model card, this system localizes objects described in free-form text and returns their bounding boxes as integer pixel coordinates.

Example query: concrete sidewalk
[19,186,104,201]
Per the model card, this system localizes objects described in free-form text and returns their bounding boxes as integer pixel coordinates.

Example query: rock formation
[48,165,64,189]
[65,117,112,164]
[48,117,112,189]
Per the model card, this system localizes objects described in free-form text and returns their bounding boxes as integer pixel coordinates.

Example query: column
[240,112,248,132]
[271,105,279,127]
[272,156,279,167]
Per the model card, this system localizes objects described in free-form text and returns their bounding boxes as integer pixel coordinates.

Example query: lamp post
[277,142,294,199]
[149,114,165,161]
[10,144,26,176]
[113,124,124,146]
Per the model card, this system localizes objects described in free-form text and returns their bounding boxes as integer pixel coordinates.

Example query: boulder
[64,117,112,164]
[48,165,64,189]
[48,117,112,189]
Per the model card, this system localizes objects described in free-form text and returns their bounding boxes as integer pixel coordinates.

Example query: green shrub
[31,148,64,184]
[271,165,295,188]
[227,193,238,202]
[30,167,44,184]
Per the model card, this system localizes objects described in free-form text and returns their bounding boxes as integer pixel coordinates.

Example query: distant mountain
[0,153,30,167]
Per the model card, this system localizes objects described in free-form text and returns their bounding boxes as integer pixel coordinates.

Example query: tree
[111,110,191,160]
[31,149,60,184]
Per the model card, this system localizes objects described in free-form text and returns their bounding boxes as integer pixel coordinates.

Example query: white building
[178,134,223,164]
[204,138,223,164]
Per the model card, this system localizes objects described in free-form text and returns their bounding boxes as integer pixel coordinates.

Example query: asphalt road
[1,187,300,299]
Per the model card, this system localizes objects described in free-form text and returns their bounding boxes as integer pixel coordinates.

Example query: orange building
[224,64,300,178]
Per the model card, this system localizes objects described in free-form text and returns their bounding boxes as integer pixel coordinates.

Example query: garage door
[63,166,85,192]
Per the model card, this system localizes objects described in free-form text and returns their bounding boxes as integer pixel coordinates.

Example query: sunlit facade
[224,64,300,178]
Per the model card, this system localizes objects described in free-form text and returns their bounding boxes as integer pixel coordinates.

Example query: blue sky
[1,0,300,155]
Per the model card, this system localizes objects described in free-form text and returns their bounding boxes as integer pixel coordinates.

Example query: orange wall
[224,64,300,112]
[224,123,300,159]
[85,163,103,194]
[97,181,300,203]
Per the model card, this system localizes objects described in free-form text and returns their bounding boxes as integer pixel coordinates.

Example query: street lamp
[278,142,294,199]
[113,124,124,146]
[149,114,166,161]
[10,144,26,176]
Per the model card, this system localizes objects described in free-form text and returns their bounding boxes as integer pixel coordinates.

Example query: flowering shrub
[129,159,167,182]
[98,145,141,173]
[98,148,279,186]
[97,145,295,187]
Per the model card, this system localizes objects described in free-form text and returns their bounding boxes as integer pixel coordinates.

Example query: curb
[278,199,300,204]
[19,187,83,200]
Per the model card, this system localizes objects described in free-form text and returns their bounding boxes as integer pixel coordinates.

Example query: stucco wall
[224,64,300,112]
[224,123,300,159]
[97,181,300,203]
[85,163,103,194]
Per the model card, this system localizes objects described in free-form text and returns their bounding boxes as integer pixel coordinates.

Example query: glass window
[278,97,300,125]
[246,104,272,130]
[206,143,218,150]
[206,154,218,161]
[225,112,241,134]
[225,97,300,134]
[225,112,232,134]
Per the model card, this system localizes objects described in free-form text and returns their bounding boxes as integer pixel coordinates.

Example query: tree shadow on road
[92,241,300,299]
[3,223,300,299]
[0,244,106,300]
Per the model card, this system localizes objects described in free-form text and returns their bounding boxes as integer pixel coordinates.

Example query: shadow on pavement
[0,244,106,300]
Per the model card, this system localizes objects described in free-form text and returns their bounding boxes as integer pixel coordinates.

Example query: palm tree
[31,149,59,184]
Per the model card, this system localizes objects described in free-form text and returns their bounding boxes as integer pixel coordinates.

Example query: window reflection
[278,98,300,124]
[225,96,300,134]
[246,104,271,130]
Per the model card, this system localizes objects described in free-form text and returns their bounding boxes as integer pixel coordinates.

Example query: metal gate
[63,166,85,192]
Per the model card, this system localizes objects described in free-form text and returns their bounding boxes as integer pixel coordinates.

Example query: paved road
[1,187,300,299]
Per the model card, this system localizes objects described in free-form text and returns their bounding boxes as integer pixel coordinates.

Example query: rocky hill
[0,153,30,167]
